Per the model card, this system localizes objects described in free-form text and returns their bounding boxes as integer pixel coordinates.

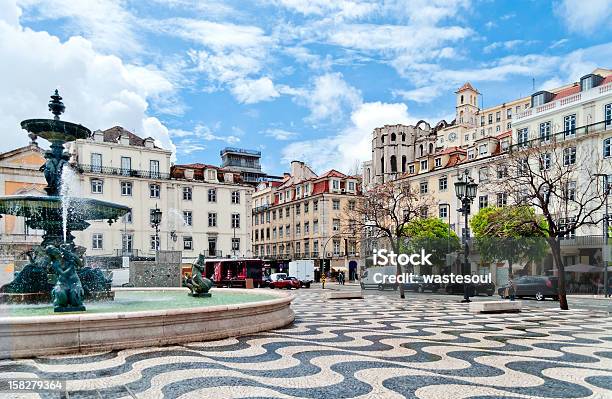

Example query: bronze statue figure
[183,254,213,297]
[47,245,86,312]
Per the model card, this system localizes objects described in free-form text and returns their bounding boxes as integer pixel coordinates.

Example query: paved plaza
[1,289,612,398]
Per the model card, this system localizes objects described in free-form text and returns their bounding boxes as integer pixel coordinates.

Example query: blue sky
[1,0,611,175]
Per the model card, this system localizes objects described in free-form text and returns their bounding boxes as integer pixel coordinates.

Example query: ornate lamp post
[595,173,610,297]
[151,205,162,252]
[454,170,478,303]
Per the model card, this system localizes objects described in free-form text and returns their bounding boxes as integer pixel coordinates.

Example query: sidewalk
[567,294,611,300]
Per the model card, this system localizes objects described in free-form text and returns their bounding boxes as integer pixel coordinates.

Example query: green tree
[470,206,548,274]
[402,217,461,274]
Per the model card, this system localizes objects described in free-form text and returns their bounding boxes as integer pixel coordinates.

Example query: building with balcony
[220,147,270,184]
[252,161,362,280]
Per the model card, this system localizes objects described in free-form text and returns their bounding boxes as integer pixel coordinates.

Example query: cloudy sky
[1,0,611,174]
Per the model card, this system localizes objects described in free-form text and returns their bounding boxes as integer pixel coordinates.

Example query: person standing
[508,274,515,301]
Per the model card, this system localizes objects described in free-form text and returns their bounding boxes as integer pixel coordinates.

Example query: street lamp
[595,173,610,297]
[151,205,162,252]
[454,170,478,303]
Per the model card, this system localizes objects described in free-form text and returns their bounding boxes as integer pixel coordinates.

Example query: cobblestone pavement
[1,290,611,398]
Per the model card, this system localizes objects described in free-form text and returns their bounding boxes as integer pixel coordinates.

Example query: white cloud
[0,8,176,159]
[483,40,536,54]
[282,101,414,172]
[231,77,280,104]
[18,0,141,55]
[300,72,361,123]
[555,0,612,34]
[265,128,298,140]
[0,0,21,25]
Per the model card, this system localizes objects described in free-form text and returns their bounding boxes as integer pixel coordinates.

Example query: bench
[326,290,363,300]
[469,300,522,313]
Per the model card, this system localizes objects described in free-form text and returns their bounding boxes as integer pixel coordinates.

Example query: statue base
[188,292,212,298]
[54,305,86,313]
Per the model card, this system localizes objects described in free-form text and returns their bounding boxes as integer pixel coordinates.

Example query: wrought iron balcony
[509,120,610,153]
[77,164,170,180]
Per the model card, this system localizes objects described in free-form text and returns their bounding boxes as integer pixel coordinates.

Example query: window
[479,167,489,182]
[420,207,428,218]
[565,181,577,201]
[488,114,493,124]
[273,228,277,239]
[313,201,318,211]
[285,224,290,236]
[480,115,485,126]
[313,220,319,233]
[506,108,512,119]
[231,213,240,229]
[183,236,193,250]
[564,114,576,137]
[279,226,283,238]
[439,205,448,218]
[559,217,577,239]
[266,211,270,222]
[92,233,103,249]
[496,111,501,122]
[120,156,131,176]
[183,211,192,226]
[150,235,160,251]
[230,190,240,204]
[304,202,309,213]
[332,219,340,231]
[518,158,529,176]
[232,238,240,251]
[296,223,301,236]
[409,165,415,174]
[304,221,310,234]
[348,200,356,210]
[540,153,551,170]
[435,158,442,168]
[563,147,576,165]
[183,187,192,200]
[420,182,428,194]
[479,195,488,209]
[496,193,507,207]
[501,140,509,152]
[285,207,290,217]
[468,149,475,159]
[539,121,551,142]
[208,212,217,227]
[91,179,103,194]
[208,188,217,202]
[420,160,428,171]
[604,138,612,158]
[91,153,102,172]
[333,240,340,256]
[518,128,529,147]
[606,103,612,128]
[439,177,447,191]
[150,160,160,179]
[313,240,319,256]
[479,144,488,155]
[333,200,340,210]
[149,183,160,198]
[272,210,276,221]
[295,204,301,215]
[121,181,132,196]
[497,166,508,178]
[348,181,355,191]
[332,180,340,190]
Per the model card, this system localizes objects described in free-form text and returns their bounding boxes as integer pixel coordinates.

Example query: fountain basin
[0,288,294,359]
[21,118,91,142]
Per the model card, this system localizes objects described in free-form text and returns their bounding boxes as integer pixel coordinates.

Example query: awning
[564,264,603,273]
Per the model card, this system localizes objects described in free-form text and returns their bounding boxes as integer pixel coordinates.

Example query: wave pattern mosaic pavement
[1,292,612,398]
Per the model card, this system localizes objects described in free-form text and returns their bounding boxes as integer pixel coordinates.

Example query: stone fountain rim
[0,287,293,324]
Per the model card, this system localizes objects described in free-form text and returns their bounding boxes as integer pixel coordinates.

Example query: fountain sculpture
[183,254,214,297]
[0,90,130,311]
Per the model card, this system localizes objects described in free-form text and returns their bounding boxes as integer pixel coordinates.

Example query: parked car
[405,275,440,293]
[498,276,558,301]
[268,274,300,289]
[260,275,272,288]
[445,281,495,296]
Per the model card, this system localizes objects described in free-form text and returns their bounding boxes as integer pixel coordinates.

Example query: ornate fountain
[0,90,130,311]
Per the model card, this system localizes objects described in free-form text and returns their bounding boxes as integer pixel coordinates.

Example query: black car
[445,282,495,296]
[405,276,440,293]
[498,276,558,301]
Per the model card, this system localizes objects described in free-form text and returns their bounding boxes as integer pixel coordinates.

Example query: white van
[360,266,399,290]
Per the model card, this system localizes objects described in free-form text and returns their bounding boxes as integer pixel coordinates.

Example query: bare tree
[488,136,608,310]
[346,180,432,299]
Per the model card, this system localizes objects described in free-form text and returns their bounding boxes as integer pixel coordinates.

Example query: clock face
[448,132,457,142]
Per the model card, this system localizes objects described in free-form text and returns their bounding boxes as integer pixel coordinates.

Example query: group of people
[337,271,346,285]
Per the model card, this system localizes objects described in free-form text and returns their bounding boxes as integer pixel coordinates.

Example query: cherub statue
[183,254,213,297]
[46,245,85,311]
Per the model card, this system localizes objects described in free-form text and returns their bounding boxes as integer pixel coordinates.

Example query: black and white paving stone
[1,290,611,398]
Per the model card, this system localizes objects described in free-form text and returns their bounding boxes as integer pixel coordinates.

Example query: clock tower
[455,82,480,128]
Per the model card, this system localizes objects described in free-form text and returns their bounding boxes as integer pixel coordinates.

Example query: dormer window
[580,74,603,91]
[531,91,553,107]
[332,180,340,190]
[435,158,442,168]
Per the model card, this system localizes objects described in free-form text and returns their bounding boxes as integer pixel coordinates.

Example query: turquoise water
[0,290,277,317]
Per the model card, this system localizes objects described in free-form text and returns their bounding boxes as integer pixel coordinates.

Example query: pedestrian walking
[507,274,516,301]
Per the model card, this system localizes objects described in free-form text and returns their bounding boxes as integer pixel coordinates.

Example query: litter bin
[245,278,254,289]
